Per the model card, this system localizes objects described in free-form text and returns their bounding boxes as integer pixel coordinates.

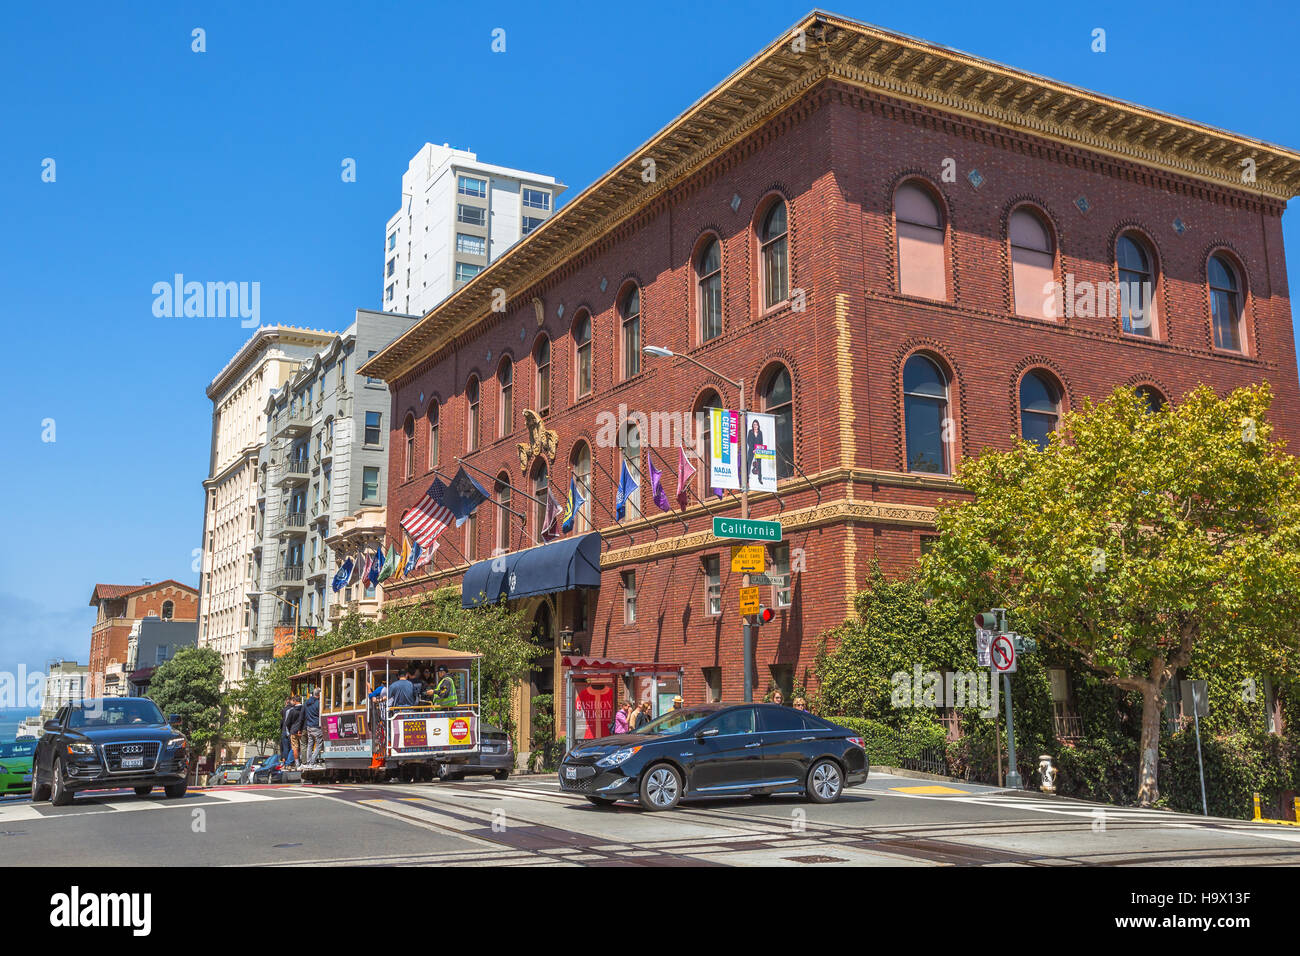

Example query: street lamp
[642,345,755,702]
[253,590,299,644]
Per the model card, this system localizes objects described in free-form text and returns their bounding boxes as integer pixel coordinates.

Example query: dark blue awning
[462,532,603,608]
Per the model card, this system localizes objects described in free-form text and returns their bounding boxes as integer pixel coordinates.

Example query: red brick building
[361,13,1300,736]
[88,581,198,696]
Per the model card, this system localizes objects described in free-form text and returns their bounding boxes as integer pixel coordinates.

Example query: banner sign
[326,712,365,740]
[273,626,316,659]
[391,714,477,753]
[708,407,742,490]
[744,412,779,494]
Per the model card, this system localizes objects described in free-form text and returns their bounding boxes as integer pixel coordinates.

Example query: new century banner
[708,407,742,490]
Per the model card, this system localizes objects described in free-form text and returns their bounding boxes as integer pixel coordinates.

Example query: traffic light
[756,605,776,625]
[974,611,999,630]
[1011,634,1038,654]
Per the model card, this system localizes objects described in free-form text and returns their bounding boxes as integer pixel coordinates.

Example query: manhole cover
[783,855,847,864]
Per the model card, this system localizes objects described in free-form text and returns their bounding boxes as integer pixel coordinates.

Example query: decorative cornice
[359,11,1300,387]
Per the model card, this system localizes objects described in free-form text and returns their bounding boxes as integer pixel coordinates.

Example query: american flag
[401,479,455,553]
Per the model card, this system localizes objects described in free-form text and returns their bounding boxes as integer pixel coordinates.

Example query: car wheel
[638,764,682,811]
[134,786,153,797]
[50,758,74,807]
[806,759,844,804]
[31,764,51,802]
[493,770,510,781]
[164,782,187,799]
[436,764,461,782]
[585,795,616,807]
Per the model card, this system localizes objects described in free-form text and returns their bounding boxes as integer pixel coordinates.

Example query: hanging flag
[349,550,363,584]
[404,539,422,576]
[648,459,670,512]
[676,446,696,510]
[414,539,436,569]
[377,541,398,582]
[401,480,455,554]
[366,545,382,587]
[540,490,563,542]
[615,459,639,520]
[330,555,354,592]
[444,466,490,527]
[361,549,375,586]
[562,476,585,533]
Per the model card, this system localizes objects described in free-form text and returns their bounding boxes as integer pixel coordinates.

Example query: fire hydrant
[1039,755,1057,794]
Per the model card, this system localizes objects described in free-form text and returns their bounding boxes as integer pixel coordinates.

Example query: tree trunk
[1137,682,1163,806]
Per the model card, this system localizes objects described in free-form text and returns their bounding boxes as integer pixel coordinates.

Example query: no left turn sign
[991,634,1017,674]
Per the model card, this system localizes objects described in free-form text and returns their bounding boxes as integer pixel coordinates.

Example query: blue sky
[1,0,1298,689]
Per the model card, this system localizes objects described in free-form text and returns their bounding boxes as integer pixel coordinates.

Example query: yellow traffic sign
[739,586,761,615]
[731,545,765,574]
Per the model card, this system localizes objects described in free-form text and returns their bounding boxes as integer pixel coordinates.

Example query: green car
[0,738,38,796]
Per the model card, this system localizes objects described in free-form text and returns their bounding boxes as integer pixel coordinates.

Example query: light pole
[643,346,754,702]
[254,590,299,645]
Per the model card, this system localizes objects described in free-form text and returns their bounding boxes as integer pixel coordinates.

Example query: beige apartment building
[199,325,336,689]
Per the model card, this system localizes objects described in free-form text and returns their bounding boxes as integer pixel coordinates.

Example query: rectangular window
[458,175,487,197]
[522,188,550,211]
[386,257,395,277]
[457,204,486,227]
[364,411,381,445]
[465,512,478,562]
[365,350,379,384]
[385,283,394,302]
[622,571,637,624]
[455,262,484,284]
[362,466,379,503]
[456,233,486,256]
[387,232,396,251]
[703,667,722,703]
[769,542,792,608]
[522,215,545,236]
[703,555,721,616]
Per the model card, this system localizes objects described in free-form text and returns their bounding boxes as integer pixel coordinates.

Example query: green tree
[224,667,282,756]
[921,384,1300,805]
[149,646,225,758]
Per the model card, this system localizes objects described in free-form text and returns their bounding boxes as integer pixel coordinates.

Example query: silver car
[436,723,513,781]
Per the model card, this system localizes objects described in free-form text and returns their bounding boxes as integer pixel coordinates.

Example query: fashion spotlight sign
[708,408,778,494]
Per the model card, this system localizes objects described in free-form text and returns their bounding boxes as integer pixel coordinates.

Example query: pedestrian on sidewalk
[303,687,324,768]
[633,700,653,730]
[613,701,631,735]
[771,689,785,706]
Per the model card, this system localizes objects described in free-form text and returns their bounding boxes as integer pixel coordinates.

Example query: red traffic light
[757,606,776,624]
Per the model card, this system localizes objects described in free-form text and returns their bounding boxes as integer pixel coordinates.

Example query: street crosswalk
[0,785,340,823]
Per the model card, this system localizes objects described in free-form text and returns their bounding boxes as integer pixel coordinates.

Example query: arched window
[534,336,551,413]
[573,312,592,398]
[1118,234,1156,336]
[1135,385,1165,414]
[1020,372,1061,450]
[895,182,947,300]
[903,354,950,474]
[495,472,512,554]
[697,237,723,342]
[1010,208,1056,319]
[426,402,439,471]
[619,421,642,520]
[531,461,549,542]
[761,366,795,480]
[570,442,592,533]
[620,286,641,379]
[760,200,789,309]
[498,357,513,437]
[1209,255,1243,351]
[695,390,723,498]
[403,413,415,479]
[161,600,174,621]
[466,376,480,451]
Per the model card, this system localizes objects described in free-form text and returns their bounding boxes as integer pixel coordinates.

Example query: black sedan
[559,703,868,810]
[32,698,190,806]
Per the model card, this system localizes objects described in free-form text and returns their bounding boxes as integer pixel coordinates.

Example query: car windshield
[0,740,37,758]
[633,707,715,736]
[67,699,165,728]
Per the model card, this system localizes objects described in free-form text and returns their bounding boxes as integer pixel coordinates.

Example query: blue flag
[367,544,383,587]
[444,466,491,527]
[615,460,639,520]
[331,555,354,592]
[561,476,585,533]
[404,540,422,575]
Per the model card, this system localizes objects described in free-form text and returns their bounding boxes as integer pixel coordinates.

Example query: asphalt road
[4,771,1300,867]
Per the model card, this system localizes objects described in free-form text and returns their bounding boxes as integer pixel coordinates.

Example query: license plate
[122,756,144,769]
[565,766,576,780]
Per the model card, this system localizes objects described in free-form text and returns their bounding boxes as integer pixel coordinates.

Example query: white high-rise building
[383,143,565,316]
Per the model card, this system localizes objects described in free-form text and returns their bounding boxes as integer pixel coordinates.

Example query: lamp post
[254,590,299,645]
[643,346,754,701]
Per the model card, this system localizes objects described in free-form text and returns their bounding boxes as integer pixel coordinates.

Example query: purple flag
[540,490,564,542]
[676,446,695,510]
[648,459,670,512]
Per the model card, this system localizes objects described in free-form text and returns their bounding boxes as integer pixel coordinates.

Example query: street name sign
[714,516,782,541]
[730,544,766,573]
[739,587,761,615]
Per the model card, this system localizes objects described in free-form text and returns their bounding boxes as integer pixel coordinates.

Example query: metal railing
[282,511,307,530]
[1053,714,1084,740]
[275,566,304,584]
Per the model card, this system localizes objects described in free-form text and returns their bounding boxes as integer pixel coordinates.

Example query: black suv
[32,698,190,806]
[560,703,869,810]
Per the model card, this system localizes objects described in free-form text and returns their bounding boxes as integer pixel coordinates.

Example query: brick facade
[87,581,198,697]
[368,29,1300,728]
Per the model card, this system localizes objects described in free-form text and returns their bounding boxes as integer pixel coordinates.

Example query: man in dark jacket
[302,687,323,768]
[279,697,296,767]
[286,696,305,769]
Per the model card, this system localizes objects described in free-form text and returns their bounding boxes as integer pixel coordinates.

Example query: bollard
[1253,793,1262,821]
[1294,797,1299,824]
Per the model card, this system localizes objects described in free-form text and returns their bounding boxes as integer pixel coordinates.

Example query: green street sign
[713,516,782,542]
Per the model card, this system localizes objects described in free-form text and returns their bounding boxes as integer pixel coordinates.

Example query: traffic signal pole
[739,379,755,702]
[1002,673,1021,789]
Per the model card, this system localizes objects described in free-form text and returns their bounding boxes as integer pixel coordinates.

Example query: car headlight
[67,742,96,755]
[168,737,187,749]
[595,746,641,768]
[0,764,8,774]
